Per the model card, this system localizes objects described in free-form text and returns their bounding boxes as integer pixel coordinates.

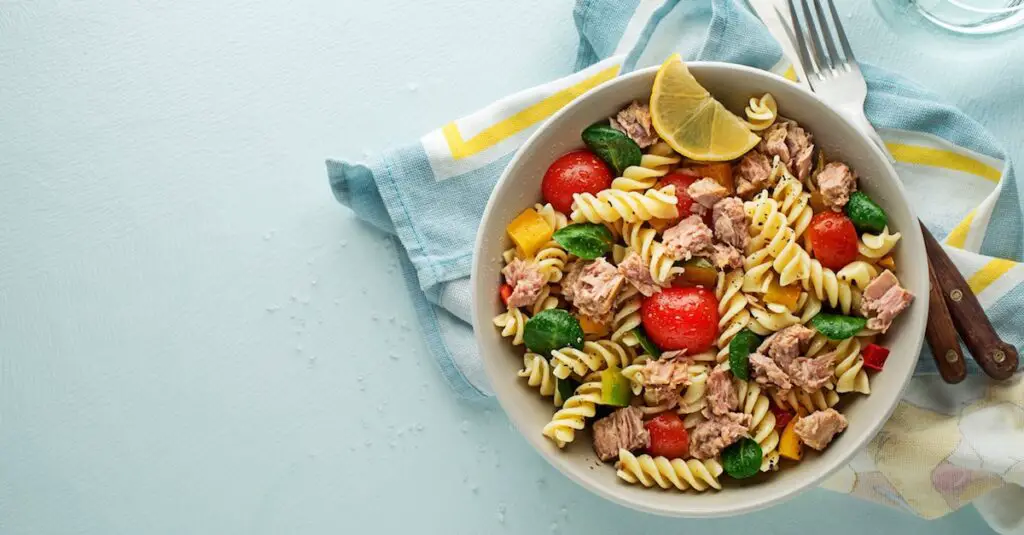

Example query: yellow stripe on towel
[945,210,976,248]
[967,258,1018,295]
[887,143,1001,182]
[442,64,621,160]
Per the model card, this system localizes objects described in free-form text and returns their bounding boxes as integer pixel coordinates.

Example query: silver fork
[786,0,896,163]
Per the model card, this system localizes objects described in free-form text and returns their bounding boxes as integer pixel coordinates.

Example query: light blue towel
[328,0,1023,402]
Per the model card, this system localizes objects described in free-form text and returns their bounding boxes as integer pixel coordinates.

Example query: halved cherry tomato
[541,149,613,214]
[645,412,689,459]
[770,402,794,432]
[499,283,513,305]
[641,287,719,353]
[653,171,713,227]
[862,343,890,371]
[807,212,859,270]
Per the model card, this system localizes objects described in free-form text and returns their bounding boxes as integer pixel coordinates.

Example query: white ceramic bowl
[471,62,928,517]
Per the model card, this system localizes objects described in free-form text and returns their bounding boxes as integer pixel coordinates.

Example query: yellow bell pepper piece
[779,417,804,461]
[877,255,896,271]
[578,315,610,338]
[692,162,735,194]
[766,278,802,311]
[506,208,553,258]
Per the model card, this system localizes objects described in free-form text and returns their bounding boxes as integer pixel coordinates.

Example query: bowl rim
[471,61,927,517]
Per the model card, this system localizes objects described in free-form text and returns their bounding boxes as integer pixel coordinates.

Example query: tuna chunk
[759,123,791,165]
[501,258,545,308]
[817,162,858,212]
[785,124,814,181]
[641,352,692,406]
[560,260,584,302]
[617,250,662,297]
[735,150,773,199]
[749,352,793,392]
[794,408,848,450]
[662,215,714,261]
[567,258,625,323]
[861,270,914,333]
[592,406,650,461]
[609,101,659,148]
[687,178,729,209]
[712,197,749,250]
[788,352,837,393]
[707,366,739,416]
[758,324,815,369]
[689,412,751,460]
[706,243,744,270]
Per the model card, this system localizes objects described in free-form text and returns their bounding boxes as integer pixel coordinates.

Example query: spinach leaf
[722,437,762,479]
[632,327,662,359]
[581,123,642,176]
[524,309,585,354]
[810,313,868,340]
[552,223,614,260]
[728,329,762,380]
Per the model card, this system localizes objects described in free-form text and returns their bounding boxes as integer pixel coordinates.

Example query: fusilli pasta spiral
[744,93,778,131]
[770,173,813,239]
[493,307,526,345]
[611,153,682,192]
[716,270,752,363]
[534,241,568,283]
[734,379,781,471]
[771,387,840,414]
[551,340,634,379]
[570,186,679,224]
[534,202,569,231]
[746,194,810,285]
[829,338,870,394]
[542,375,602,447]
[748,305,801,336]
[615,450,724,492]
[518,353,557,401]
[803,258,861,315]
[621,222,684,286]
[611,289,642,343]
[858,226,901,260]
[677,370,709,415]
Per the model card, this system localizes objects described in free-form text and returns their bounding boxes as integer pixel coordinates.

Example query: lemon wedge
[650,54,761,162]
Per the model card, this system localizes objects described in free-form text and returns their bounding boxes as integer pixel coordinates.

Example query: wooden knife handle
[924,256,967,383]
[920,222,1018,380]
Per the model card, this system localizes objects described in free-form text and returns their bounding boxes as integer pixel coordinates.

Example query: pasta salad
[492,57,916,491]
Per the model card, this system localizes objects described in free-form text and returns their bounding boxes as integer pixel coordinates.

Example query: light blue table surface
[3,1,1021,533]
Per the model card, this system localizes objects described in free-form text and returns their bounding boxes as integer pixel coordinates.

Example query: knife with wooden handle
[920,222,1018,380]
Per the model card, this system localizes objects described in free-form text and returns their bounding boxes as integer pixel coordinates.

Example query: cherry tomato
[654,171,713,227]
[807,212,859,270]
[499,283,513,305]
[770,402,794,432]
[645,412,690,458]
[541,149,613,214]
[640,287,719,353]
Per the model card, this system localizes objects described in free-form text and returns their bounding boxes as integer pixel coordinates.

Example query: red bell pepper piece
[499,284,513,305]
[770,402,794,432]
[862,343,890,371]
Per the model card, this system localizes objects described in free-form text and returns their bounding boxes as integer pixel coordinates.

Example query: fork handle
[838,105,896,164]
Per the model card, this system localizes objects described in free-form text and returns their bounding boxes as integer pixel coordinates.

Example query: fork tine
[812,0,843,68]
[787,0,818,76]
[800,0,833,72]
[825,0,856,64]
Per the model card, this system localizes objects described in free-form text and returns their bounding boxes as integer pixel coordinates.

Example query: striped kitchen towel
[328,0,1024,528]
